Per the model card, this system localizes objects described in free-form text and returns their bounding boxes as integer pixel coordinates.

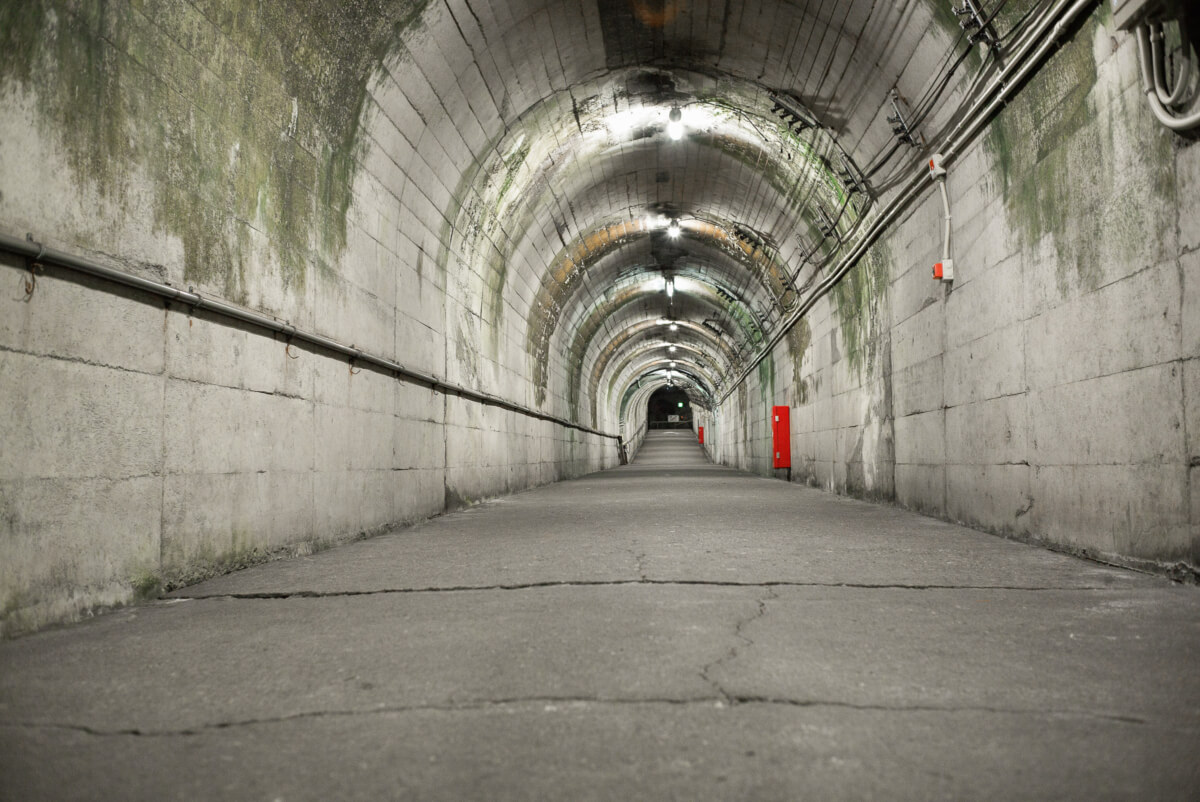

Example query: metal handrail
[0,231,620,442]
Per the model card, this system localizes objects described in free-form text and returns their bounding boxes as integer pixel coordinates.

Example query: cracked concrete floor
[2,432,1199,800]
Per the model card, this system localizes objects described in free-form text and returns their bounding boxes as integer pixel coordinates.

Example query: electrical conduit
[718,0,1097,402]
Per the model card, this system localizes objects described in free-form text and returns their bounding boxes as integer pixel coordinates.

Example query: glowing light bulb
[665,277,675,297]
[667,106,684,140]
[669,345,677,352]
[667,221,681,238]
[669,323,678,331]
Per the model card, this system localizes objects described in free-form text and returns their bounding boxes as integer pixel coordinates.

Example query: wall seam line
[158,308,169,578]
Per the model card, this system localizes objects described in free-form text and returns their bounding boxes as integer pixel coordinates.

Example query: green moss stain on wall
[757,353,775,409]
[0,0,429,298]
[924,0,985,73]
[438,95,564,374]
[830,242,889,377]
[785,317,812,405]
[495,137,532,215]
[737,381,749,447]
[482,136,532,330]
[1,5,130,203]
[985,7,1175,294]
[924,0,1040,78]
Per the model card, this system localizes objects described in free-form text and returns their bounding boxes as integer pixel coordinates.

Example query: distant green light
[678,402,685,408]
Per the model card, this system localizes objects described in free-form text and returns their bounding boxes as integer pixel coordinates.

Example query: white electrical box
[928,153,947,180]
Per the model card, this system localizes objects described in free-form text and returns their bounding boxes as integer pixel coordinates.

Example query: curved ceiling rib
[440,71,872,418]
[613,354,719,418]
[559,276,740,411]
[369,0,968,431]
[594,323,731,399]
[542,224,793,411]
[618,366,713,435]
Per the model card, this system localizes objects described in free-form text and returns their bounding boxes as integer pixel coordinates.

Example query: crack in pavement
[724,697,1155,726]
[0,697,1159,739]
[168,579,1122,601]
[624,540,648,581]
[701,588,776,702]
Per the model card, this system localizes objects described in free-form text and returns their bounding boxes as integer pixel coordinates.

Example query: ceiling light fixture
[667,221,681,238]
[667,106,684,140]
[665,277,675,298]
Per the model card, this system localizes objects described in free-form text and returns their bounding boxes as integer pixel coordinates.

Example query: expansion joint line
[0,697,1155,740]
[166,579,1118,601]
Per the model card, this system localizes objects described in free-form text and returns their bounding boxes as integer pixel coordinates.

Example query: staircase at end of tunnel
[630,430,712,468]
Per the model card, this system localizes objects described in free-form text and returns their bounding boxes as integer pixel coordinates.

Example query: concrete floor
[1,432,1198,801]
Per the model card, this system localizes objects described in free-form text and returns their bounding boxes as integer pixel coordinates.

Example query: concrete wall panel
[0,351,164,481]
[892,356,943,418]
[1029,364,1183,468]
[895,464,945,515]
[0,475,161,633]
[1025,260,1182,391]
[943,323,1025,408]
[945,464,1032,536]
[0,268,166,375]
[1030,464,1190,561]
[946,396,1028,467]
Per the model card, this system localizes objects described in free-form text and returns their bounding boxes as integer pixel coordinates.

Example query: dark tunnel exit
[646,386,691,429]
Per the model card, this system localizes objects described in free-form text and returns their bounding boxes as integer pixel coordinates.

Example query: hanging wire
[859,0,1055,192]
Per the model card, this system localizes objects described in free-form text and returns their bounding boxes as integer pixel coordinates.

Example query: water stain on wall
[985,5,1176,295]
[0,0,430,300]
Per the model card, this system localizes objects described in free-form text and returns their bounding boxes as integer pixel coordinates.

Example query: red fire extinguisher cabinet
[698,425,704,445]
[771,406,790,469]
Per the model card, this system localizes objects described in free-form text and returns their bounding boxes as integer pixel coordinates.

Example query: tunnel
[1,0,1199,796]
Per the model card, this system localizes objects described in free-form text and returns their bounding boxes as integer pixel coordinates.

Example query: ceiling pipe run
[718,0,1097,403]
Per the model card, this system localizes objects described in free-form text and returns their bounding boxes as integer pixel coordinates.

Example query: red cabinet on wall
[698,425,704,445]
[771,406,790,469]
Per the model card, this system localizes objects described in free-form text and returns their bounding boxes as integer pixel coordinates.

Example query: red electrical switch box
[698,426,704,445]
[771,406,790,469]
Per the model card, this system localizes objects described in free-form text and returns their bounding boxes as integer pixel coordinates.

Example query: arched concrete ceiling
[594,323,731,423]
[368,0,964,429]
[619,366,713,435]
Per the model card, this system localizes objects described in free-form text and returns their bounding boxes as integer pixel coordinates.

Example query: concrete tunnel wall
[0,0,629,635]
[705,8,1200,577]
[0,0,1196,636]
